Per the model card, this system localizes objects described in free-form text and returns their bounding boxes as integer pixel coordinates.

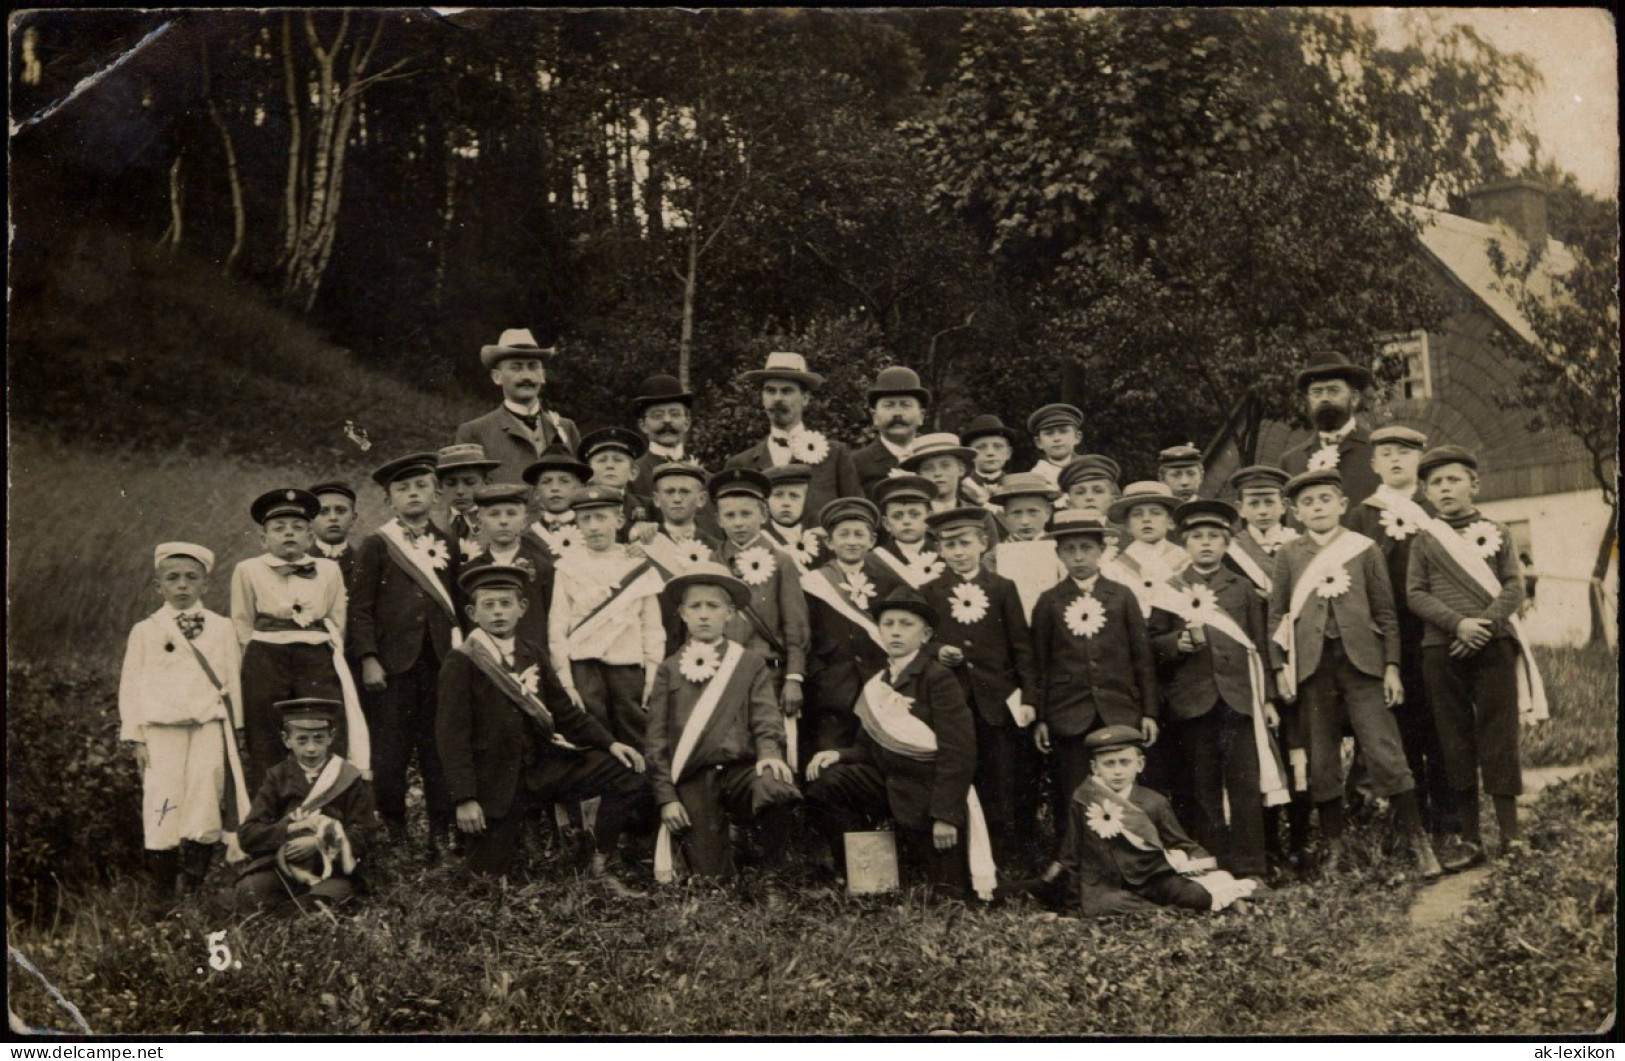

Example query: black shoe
[1437,837,1486,874]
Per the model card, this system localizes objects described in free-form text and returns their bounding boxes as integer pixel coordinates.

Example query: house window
[1377,330,1432,400]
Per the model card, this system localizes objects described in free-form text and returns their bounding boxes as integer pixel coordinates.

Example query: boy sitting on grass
[235,699,380,912]
[646,563,801,884]
[120,542,250,902]
[804,587,995,901]
[438,565,650,883]
[1060,725,1260,916]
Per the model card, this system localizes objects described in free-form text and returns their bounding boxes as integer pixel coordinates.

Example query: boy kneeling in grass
[1059,725,1262,916]
[803,587,996,901]
[234,699,379,912]
[438,565,651,883]
[646,563,801,883]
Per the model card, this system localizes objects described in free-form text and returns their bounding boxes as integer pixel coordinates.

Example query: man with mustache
[723,352,862,523]
[455,328,583,486]
[851,366,930,496]
[1278,351,1382,519]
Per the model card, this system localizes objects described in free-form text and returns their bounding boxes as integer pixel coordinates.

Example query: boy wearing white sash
[1147,501,1284,880]
[351,454,462,853]
[1408,446,1538,866]
[922,506,1040,875]
[647,564,801,882]
[804,588,991,900]
[763,464,825,573]
[235,699,379,911]
[438,565,650,881]
[1269,469,1442,879]
[1103,481,1190,619]
[635,462,721,657]
[522,444,592,563]
[984,472,1069,617]
[1347,427,1458,857]
[121,542,249,902]
[548,485,666,748]
[801,498,906,757]
[871,474,946,589]
[1059,726,1260,916]
[233,490,368,795]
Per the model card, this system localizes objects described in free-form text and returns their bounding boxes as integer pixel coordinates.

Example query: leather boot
[148,848,180,894]
[179,840,215,894]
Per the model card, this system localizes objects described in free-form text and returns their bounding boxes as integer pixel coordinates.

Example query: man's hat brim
[663,570,752,610]
[1296,363,1373,391]
[740,368,825,390]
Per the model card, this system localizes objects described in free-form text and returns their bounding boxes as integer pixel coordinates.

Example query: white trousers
[141,721,227,850]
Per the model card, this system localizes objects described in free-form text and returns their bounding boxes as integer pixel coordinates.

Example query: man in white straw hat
[455,328,582,485]
[723,351,862,522]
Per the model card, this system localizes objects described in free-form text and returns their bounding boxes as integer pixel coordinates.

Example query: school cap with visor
[154,541,216,574]
[251,488,320,524]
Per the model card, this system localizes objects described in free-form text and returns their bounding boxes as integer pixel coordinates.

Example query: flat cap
[1370,425,1429,450]
[371,452,439,487]
[458,563,528,595]
[818,497,881,533]
[1418,445,1479,480]
[925,506,990,536]
[307,481,356,504]
[568,484,625,512]
[473,482,530,507]
[1284,468,1344,500]
[871,473,936,510]
[1058,454,1122,492]
[707,468,771,503]
[764,464,814,487]
[1156,443,1203,468]
[251,488,319,524]
[579,427,647,463]
[278,698,340,726]
[1173,499,1238,533]
[1226,465,1289,494]
[1085,724,1146,755]
[154,541,216,574]
[1026,403,1084,434]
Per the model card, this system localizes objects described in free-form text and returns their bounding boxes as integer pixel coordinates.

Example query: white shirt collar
[879,436,914,461]
[772,521,803,543]
[538,510,576,526]
[505,399,542,418]
[894,539,925,559]
[161,602,205,619]
[1308,526,1343,547]
[313,541,349,559]
[1072,574,1099,594]
[768,423,807,443]
[488,544,520,564]
[648,442,686,461]
[1374,483,1417,506]
[490,634,517,659]
[887,650,919,683]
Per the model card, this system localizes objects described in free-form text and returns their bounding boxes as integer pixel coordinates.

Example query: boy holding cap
[1408,446,1545,865]
[763,464,825,574]
[349,453,462,853]
[1269,469,1441,878]
[121,542,250,901]
[523,443,592,562]
[800,497,906,756]
[1146,500,1288,880]
[233,488,367,792]
[1347,426,1457,856]
[438,564,650,881]
[1032,511,1158,877]
[234,699,380,911]
[1058,725,1260,915]
[547,485,667,748]
[923,506,1040,874]
[435,443,502,563]
[308,482,362,592]
[455,328,580,485]
[1156,444,1205,502]
[708,469,811,736]
[1025,404,1086,489]
[646,562,802,883]
[804,587,995,900]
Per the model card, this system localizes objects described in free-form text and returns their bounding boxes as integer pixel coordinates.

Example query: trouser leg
[971,713,1019,871]
[1047,734,1094,861]
[803,762,888,876]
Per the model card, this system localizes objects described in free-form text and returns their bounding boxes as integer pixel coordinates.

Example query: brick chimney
[1465,178,1551,248]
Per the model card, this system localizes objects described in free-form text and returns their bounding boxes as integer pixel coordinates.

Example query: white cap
[154,541,216,574]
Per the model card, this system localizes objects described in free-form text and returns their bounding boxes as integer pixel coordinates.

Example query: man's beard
[1311,401,1352,431]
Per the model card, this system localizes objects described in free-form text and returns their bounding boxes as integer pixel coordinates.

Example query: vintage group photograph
[6,6,1618,1040]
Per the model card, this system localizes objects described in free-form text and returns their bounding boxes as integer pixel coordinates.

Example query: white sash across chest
[654,641,747,883]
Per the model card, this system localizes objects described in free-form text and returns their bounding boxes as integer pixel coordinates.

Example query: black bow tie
[176,613,205,640]
[277,562,318,579]
[770,436,792,448]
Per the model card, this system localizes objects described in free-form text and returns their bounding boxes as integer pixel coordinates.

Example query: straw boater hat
[662,561,753,609]
[435,443,502,475]
[480,328,557,370]
[899,433,976,473]
[1107,481,1181,524]
[740,351,825,390]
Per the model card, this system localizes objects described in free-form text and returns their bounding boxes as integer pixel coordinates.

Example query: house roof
[1399,203,1575,347]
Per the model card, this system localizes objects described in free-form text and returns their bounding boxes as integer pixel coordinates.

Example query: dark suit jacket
[435,637,615,819]
[1033,576,1158,737]
[1267,530,1399,682]
[461,539,556,649]
[1347,494,1432,653]
[851,439,904,497]
[630,451,722,539]
[804,558,905,717]
[1278,420,1379,517]
[1062,783,1209,902]
[922,568,1037,727]
[837,654,975,830]
[1148,566,1267,721]
[238,758,379,870]
[455,406,583,486]
[348,525,463,675]
[723,436,862,529]
[644,642,785,806]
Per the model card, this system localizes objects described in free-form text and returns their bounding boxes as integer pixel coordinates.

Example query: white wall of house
[1477,488,1617,649]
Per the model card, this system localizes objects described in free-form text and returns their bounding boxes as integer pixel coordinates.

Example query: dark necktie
[176,613,205,640]
[770,436,791,449]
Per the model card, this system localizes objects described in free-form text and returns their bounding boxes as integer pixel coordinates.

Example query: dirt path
[1280,756,1612,1033]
